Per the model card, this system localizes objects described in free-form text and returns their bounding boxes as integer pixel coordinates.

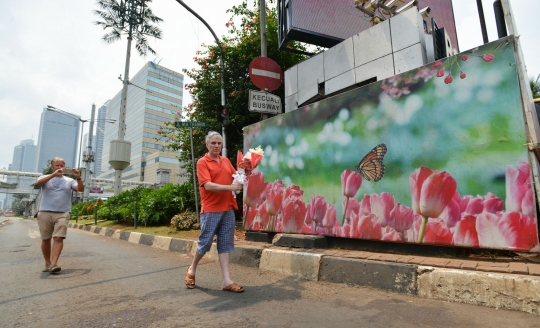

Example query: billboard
[243,36,539,252]
[278,0,458,52]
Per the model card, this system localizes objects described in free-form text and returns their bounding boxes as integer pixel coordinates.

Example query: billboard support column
[259,0,269,120]
[500,0,540,208]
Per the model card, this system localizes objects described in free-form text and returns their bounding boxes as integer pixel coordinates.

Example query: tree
[93,0,163,194]
[11,193,30,215]
[157,1,308,200]
[531,74,540,99]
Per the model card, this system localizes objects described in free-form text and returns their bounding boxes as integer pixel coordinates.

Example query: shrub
[170,212,199,231]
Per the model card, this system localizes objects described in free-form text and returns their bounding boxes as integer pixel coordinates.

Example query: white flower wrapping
[231,168,247,197]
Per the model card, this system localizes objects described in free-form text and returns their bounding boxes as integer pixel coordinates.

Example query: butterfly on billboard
[355,143,387,182]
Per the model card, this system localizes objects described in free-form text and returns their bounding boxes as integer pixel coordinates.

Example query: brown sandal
[185,267,195,289]
[222,282,244,293]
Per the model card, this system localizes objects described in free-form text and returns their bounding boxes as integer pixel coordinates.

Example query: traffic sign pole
[189,127,200,224]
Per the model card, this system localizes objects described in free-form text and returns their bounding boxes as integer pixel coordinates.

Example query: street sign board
[174,121,207,128]
[248,57,283,91]
[249,90,282,114]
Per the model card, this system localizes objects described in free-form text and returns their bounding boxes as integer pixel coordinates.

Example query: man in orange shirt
[185,131,244,292]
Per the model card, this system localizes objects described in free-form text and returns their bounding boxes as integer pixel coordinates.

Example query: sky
[0,0,538,170]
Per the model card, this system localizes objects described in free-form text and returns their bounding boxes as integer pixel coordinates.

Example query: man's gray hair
[205,131,222,143]
[50,157,65,166]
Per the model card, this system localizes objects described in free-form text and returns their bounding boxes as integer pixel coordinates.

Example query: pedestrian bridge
[0,169,152,197]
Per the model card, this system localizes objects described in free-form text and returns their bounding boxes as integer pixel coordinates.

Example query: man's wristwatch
[76,178,82,181]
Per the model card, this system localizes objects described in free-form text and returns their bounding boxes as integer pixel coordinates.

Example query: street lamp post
[174,0,227,157]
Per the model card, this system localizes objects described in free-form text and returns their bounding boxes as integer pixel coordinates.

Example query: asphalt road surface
[1,217,539,328]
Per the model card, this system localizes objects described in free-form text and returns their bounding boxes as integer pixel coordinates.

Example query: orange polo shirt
[197,153,238,213]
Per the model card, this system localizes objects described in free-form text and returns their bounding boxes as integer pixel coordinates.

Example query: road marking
[28,229,40,239]
[252,68,280,79]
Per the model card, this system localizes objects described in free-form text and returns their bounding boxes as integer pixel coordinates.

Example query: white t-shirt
[38,176,77,213]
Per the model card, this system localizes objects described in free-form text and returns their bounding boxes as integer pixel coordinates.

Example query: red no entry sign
[249,57,283,92]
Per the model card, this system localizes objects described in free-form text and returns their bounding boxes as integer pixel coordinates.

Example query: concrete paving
[67,223,540,315]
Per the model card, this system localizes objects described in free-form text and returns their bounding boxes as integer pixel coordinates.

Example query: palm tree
[93,0,163,195]
[530,74,540,99]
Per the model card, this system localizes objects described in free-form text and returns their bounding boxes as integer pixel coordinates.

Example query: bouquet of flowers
[232,146,264,197]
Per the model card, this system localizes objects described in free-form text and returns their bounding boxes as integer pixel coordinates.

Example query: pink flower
[506,161,532,214]
[257,203,270,228]
[370,192,395,227]
[322,204,340,232]
[423,219,452,245]
[410,166,457,218]
[284,184,304,199]
[381,226,402,242]
[281,194,307,233]
[309,195,328,226]
[342,197,360,224]
[388,202,415,232]
[244,172,266,208]
[265,180,284,216]
[341,169,362,197]
[244,206,258,230]
[481,54,494,62]
[432,61,443,68]
[477,211,538,251]
[483,192,504,214]
[353,212,382,240]
[359,194,371,214]
[452,215,479,247]
[440,193,461,228]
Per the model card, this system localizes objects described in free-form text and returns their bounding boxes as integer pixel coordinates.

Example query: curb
[69,223,540,315]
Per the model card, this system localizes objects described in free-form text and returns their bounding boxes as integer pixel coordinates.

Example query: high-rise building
[11,139,37,172]
[35,108,80,172]
[97,62,186,185]
[94,100,110,177]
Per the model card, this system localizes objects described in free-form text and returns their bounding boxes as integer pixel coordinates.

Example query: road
[1,217,539,328]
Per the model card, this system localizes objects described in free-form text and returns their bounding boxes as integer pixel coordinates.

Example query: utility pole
[83,104,96,202]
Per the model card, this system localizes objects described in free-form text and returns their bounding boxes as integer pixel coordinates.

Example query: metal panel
[355,54,394,83]
[390,7,425,53]
[353,20,392,67]
[393,43,427,74]
[325,70,356,96]
[284,65,298,97]
[297,53,324,105]
[323,38,355,81]
[285,93,299,113]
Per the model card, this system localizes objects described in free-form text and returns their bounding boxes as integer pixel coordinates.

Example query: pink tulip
[410,166,457,243]
[322,204,340,233]
[423,219,452,245]
[476,211,538,250]
[359,194,371,214]
[281,194,307,233]
[506,161,531,213]
[353,212,382,240]
[305,203,313,226]
[410,167,457,218]
[244,172,267,208]
[388,202,415,232]
[341,169,363,198]
[440,196,461,228]
[285,184,304,199]
[309,195,328,226]
[483,192,504,214]
[452,215,479,247]
[257,203,270,228]
[265,180,284,216]
[381,226,402,241]
[342,197,360,224]
[244,206,258,230]
[522,188,535,219]
[370,192,395,227]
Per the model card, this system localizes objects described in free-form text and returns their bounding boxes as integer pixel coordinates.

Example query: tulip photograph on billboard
[242,36,539,252]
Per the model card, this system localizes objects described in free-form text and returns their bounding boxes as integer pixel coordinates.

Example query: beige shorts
[37,211,70,240]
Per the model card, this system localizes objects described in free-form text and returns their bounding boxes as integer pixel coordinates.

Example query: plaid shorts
[197,209,235,255]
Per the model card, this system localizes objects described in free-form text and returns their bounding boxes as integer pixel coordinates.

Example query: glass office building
[97,62,187,185]
[35,109,80,172]
[94,100,110,177]
[11,139,37,172]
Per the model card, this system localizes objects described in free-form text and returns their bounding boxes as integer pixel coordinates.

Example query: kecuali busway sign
[249,90,282,115]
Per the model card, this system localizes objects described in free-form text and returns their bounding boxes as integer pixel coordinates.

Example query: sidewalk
[68,223,540,315]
